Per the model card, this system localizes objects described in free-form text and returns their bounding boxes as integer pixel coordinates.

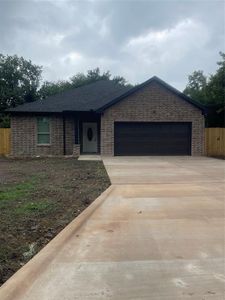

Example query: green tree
[206,52,225,105]
[0,54,42,109]
[70,68,129,88]
[184,52,225,127]
[0,54,130,127]
[183,70,208,103]
[0,54,42,127]
[38,80,71,98]
[184,52,225,105]
[39,67,130,99]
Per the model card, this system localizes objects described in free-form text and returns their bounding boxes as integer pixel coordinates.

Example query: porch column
[73,118,80,156]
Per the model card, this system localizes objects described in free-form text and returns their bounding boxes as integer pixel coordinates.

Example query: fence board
[0,127,224,157]
[205,128,225,158]
[0,128,11,155]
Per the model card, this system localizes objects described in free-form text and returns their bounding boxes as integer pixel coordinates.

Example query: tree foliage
[39,68,130,99]
[38,80,71,99]
[183,70,207,103]
[206,52,225,105]
[0,54,42,127]
[0,54,42,110]
[184,52,225,127]
[0,57,130,127]
[184,52,225,105]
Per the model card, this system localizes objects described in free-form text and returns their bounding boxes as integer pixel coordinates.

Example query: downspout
[77,118,80,145]
[63,115,66,155]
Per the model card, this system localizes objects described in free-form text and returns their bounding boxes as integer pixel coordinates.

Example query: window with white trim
[37,117,50,144]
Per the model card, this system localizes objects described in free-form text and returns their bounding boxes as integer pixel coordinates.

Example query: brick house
[8,76,205,157]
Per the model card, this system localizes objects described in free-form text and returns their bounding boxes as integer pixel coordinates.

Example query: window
[37,117,50,144]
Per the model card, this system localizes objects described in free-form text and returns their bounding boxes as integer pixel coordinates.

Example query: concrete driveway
[0,157,224,299]
[103,156,225,184]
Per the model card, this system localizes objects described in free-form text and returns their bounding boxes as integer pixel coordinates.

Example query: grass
[15,200,54,214]
[0,157,110,285]
[0,175,41,202]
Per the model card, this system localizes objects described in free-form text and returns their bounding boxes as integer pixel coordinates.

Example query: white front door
[82,122,98,153]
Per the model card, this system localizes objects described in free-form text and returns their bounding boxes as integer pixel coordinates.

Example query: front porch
[63,111,101,157]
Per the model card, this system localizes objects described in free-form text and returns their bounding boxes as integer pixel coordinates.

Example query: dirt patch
[0,157,110,285]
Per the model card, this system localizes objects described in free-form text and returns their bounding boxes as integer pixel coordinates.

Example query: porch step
[78,155,102,161]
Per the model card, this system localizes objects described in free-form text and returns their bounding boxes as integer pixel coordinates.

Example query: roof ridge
[7,76,206,114]
[40,79,118,100]
[96,76,205,112]
[7,79,131,113]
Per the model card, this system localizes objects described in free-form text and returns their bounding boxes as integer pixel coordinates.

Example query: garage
[114,122,192,156]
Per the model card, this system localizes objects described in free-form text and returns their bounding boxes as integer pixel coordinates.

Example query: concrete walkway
[0,157,224,299]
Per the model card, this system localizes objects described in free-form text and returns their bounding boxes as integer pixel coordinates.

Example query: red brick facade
[101,81,205,156]
[11,115,73,156]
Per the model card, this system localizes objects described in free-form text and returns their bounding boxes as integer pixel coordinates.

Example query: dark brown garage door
[114,122,192,156]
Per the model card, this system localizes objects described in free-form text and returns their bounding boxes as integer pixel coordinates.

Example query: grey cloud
[0,0,224,90]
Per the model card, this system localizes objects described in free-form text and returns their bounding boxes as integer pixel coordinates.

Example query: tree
[113,75,130,86]
[183,70,208,103]
[184,52,225,105]
[0,54,42,127]
[0,53,131,127]
[0,54,42,109]
[184,52,225,127]
[206,52,225,105]
[38,80,71,99]
[70,68,111,88]
[70,68,129,89]
[39,68,130,99]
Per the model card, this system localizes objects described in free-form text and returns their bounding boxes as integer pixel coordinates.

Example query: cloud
[0,0,224,90]
[124,19,208,62]
[120,18,210,86]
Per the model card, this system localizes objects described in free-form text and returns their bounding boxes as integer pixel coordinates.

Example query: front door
[82,122,98,153]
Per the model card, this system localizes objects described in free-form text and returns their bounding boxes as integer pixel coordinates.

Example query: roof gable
[97,76,205,113]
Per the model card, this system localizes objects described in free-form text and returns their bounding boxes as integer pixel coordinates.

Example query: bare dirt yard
[0,157,110,286]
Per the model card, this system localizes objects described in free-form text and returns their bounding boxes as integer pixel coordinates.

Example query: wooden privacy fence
[0,127,224,157]
[0,128,11,155]
[205,128,225,158]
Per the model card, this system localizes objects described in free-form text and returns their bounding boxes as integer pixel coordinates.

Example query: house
[8,76,205,157]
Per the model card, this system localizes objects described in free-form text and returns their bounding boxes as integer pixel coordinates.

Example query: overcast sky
[0,0,224,90]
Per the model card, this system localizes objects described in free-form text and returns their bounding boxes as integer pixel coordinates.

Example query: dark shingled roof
[8,76,205,113]
[96,76,205,113]
[8,80,132,113]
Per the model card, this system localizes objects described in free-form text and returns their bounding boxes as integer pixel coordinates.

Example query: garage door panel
[114,122,191,156]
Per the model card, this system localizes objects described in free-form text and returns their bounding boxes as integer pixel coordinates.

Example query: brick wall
[11,115,75,156]
[65,116,74,155]
[11,82,205,157]
[101,81,205,156]
[11,115,36,156]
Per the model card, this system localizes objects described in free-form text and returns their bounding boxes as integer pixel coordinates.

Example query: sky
[0,0,224,90]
